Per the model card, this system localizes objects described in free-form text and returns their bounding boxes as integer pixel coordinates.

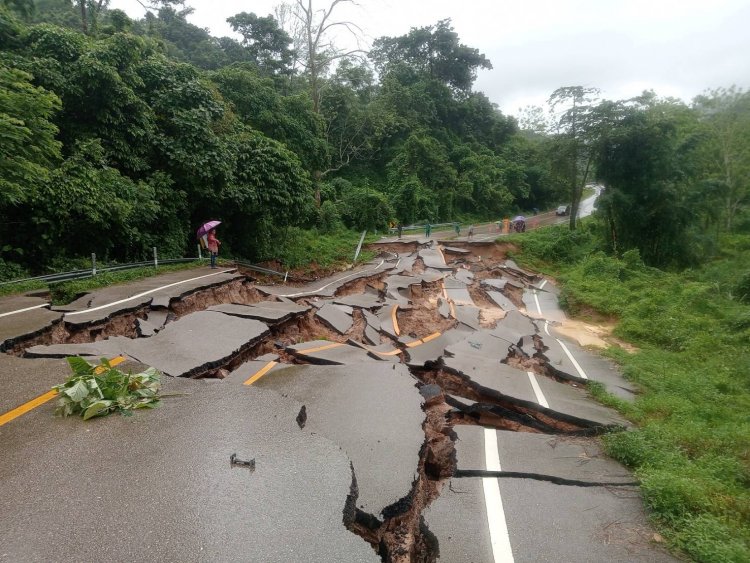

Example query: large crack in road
[1,242,661,562]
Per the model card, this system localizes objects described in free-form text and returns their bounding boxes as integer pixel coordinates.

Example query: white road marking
[532,290,542,316]
[556,338,589,379]
[539,279,548,290]
[544,320,550,336]
[483,428,515,563]
[526,371,550,408]
[0,303,50,318]
[64,269,235,316]
[278,259,386,298]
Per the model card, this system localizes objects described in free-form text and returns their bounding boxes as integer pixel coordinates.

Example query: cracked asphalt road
[0,241,678,562]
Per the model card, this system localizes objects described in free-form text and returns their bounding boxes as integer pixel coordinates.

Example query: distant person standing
[397,223,403,239]
[425,222,432,238]
[454,222,460,236]
[468,225,474,240]
[207,228,221,269]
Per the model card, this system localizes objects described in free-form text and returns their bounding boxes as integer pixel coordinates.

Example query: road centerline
[482,428,515,562]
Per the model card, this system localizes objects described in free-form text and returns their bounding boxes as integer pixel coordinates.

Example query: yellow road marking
[362,346,401,356]
[391,304,400,336]
[405,332,442,348]
[95,355,126,373]
[0,355,127,427]
[0,390,58,427]
[441,281,448,300]
[244,361,279,386]
[296,342,344,354]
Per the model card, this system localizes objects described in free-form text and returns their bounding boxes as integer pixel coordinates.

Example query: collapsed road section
[0,243,677,562]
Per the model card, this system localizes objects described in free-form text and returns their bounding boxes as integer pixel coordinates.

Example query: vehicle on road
[556,205,570,216]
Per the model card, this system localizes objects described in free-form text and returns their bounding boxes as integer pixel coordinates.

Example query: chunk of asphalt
[490,310,538,346]
[135,318,159,337]
[486,290,517,311]
[442,246,470,255]
[377,303,401,339]
[454,268,474,285]
[540,332,639,400]
[443,276,474,304]
[0,306,63,353]
[28,312,270,378]
[454,304,480,331]
[24,337,131,359]
[252,362,425,517]
[364,324,381,346]
[405,327,473,368]
[315,303,354,335]
[480,278,507,291]
[286,340,381,365]
[445,330,511,362]
[145,309,169,329]
[209,302,310,324]
[333,294,383,309]
[437,297,452,319]
[125,311,270,378]
[255,258,395,298]
[419,248,451,271]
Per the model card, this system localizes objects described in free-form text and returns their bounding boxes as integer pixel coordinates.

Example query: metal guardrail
[232,260,292,280]
[0,257,201,287]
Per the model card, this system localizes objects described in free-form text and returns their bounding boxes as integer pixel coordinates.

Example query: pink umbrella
[197,220,221,239]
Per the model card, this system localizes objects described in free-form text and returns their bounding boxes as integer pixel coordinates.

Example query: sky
[108,0,750,116]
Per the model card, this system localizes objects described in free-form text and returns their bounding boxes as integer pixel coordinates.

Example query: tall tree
[284,0,365,114]
[226,12,293,75]
[370,19,492,94]
[692,87,750,231]
[547,86,600,229]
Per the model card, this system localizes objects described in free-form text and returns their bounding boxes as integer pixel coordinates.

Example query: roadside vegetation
[513,225,750,562]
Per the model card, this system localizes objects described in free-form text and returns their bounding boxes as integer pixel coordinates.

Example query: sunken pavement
[0,243,678,562]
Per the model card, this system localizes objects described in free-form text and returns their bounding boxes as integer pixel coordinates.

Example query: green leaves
[53,357,161,420]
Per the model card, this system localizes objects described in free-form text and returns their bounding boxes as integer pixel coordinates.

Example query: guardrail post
[153,247,158,268]
[197,244,202,260]
[354,230,367,262]
[91,253,97,276]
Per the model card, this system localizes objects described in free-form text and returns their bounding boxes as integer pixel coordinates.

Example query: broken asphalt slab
[286,340,383,364]
[0,379,378,562]
[255,259,395,299]
[315,303,354,334]
[208,301,310,324]
[253,363,425,516]
[26,311,270,378]
[53,269,242,326]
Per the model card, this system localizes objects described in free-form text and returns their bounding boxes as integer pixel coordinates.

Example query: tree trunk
[80,1,88,34]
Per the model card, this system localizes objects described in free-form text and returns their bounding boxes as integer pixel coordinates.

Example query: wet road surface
[0,240,677,562]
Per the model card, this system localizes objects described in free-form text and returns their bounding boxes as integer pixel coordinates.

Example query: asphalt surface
[0,233,678,562]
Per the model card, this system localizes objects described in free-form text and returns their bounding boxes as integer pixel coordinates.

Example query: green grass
[515,226,750,562]
[271,228,377,273]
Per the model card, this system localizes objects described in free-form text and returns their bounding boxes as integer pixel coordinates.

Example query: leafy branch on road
[54,357,161,420]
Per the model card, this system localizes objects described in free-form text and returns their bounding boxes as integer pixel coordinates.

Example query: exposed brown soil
[171,279,263,318]
[397,307,456,341]
[365,241,423,254]
[335,272,388,298]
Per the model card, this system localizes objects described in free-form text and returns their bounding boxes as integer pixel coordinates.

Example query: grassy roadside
[512,225,750,562]
[2,230,378,303]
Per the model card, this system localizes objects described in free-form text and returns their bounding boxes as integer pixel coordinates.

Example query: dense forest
[1,0,748,277]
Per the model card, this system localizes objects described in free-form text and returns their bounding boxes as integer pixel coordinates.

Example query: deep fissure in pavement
[343,383,456,563]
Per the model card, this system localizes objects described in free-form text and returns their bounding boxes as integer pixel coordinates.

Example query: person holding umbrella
[197,220,222,268]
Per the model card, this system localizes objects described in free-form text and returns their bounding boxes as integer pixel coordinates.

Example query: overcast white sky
[109,0,750,115]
